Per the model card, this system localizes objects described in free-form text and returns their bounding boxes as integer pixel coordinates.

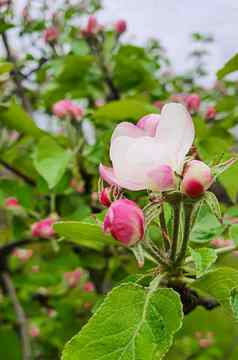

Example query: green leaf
[191,204,223,243]
[54,220,116,251]
[229,224,238,246]
[33,136,72,189]
[220,162,238,202]
[0,101,44,138]
[230,287,238,319]
[204,191,221,220]
[192,267,238,310]
[62,284,183,360]
[94,99,159,123]
[0,61,13,75]
[190,247,217,277]
[217,53,238,79]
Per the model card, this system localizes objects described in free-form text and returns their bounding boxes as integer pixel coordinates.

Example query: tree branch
[0,159,36,186]
[1,32,32,113]
[1,272,32,360]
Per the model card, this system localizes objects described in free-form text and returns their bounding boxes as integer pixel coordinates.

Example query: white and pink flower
[99,103,194,191]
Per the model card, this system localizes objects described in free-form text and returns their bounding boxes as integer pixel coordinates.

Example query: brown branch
[1,32,32,113]
[0,159,36,186]
[1,272,32,360]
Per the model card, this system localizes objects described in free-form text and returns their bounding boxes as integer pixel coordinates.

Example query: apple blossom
[43,26,59,43]
[29,325,40,338]
[31,217,55,238]
[83,281,95,292]
[52,100,84,121]
[153,100,163,110]
[185,94,200,112]
[206,106,216,120]
[12,248,33,262]
[98,187,112,207]
[100,103,194,191]
[114,19,127,34]
[5,197,20,208]
[103,199,145,246]
[64,268,81,288]
[182,160,213,198]
[82,15,101,36]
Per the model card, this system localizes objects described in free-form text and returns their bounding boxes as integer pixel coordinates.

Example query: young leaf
[33,136,72,189]
[190,247,217,277]
[54,221,116,251]
[0,101,45,138]
[204,191,221,220]
[62,284,183,360]
[192,267,238,310]
[217,52,238,79]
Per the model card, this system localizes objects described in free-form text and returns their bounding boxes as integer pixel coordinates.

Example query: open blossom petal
[156,103,195,172]
[111,122,145,144]
[136,114,160,137]
[99,164,120,187]
[147,164,176,191]
[110,136,171,190]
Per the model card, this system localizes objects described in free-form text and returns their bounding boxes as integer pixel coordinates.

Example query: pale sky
[10,0,238,85]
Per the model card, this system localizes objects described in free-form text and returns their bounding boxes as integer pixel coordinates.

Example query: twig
[1,32,32,113]
[0,159,36,186]
[1,272,32,360]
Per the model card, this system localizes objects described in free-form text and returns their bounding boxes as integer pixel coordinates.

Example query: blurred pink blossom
[43,26,59,43]
[12,248,33,262]
[64,268,81,288]
[31,217,55,238]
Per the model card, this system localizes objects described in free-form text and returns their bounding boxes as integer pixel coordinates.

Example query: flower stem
[170,202,182,262]
[159,204,170,251]
[175,202,194,265]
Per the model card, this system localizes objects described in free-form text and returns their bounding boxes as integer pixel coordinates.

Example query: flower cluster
[99,103,214,247]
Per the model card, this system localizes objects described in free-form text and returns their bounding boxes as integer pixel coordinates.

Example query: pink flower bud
[153,100,163,110]
[12,248,33,262]
[206,106,216,120]
[5,197,20,208]
[211,238,234,248]
[29,325,40,338]
[83,281,95,292]
[64,268,81,288]
[114,19,127,34]
[43,26,59,43]
[70,178,85,193]
[52,100,84,120]
[82,15,101,36]
[31,217,55,238]
[185,94,200,113]
[98,187,112,207]
[104,199,145,246]
[182,160,213,198]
